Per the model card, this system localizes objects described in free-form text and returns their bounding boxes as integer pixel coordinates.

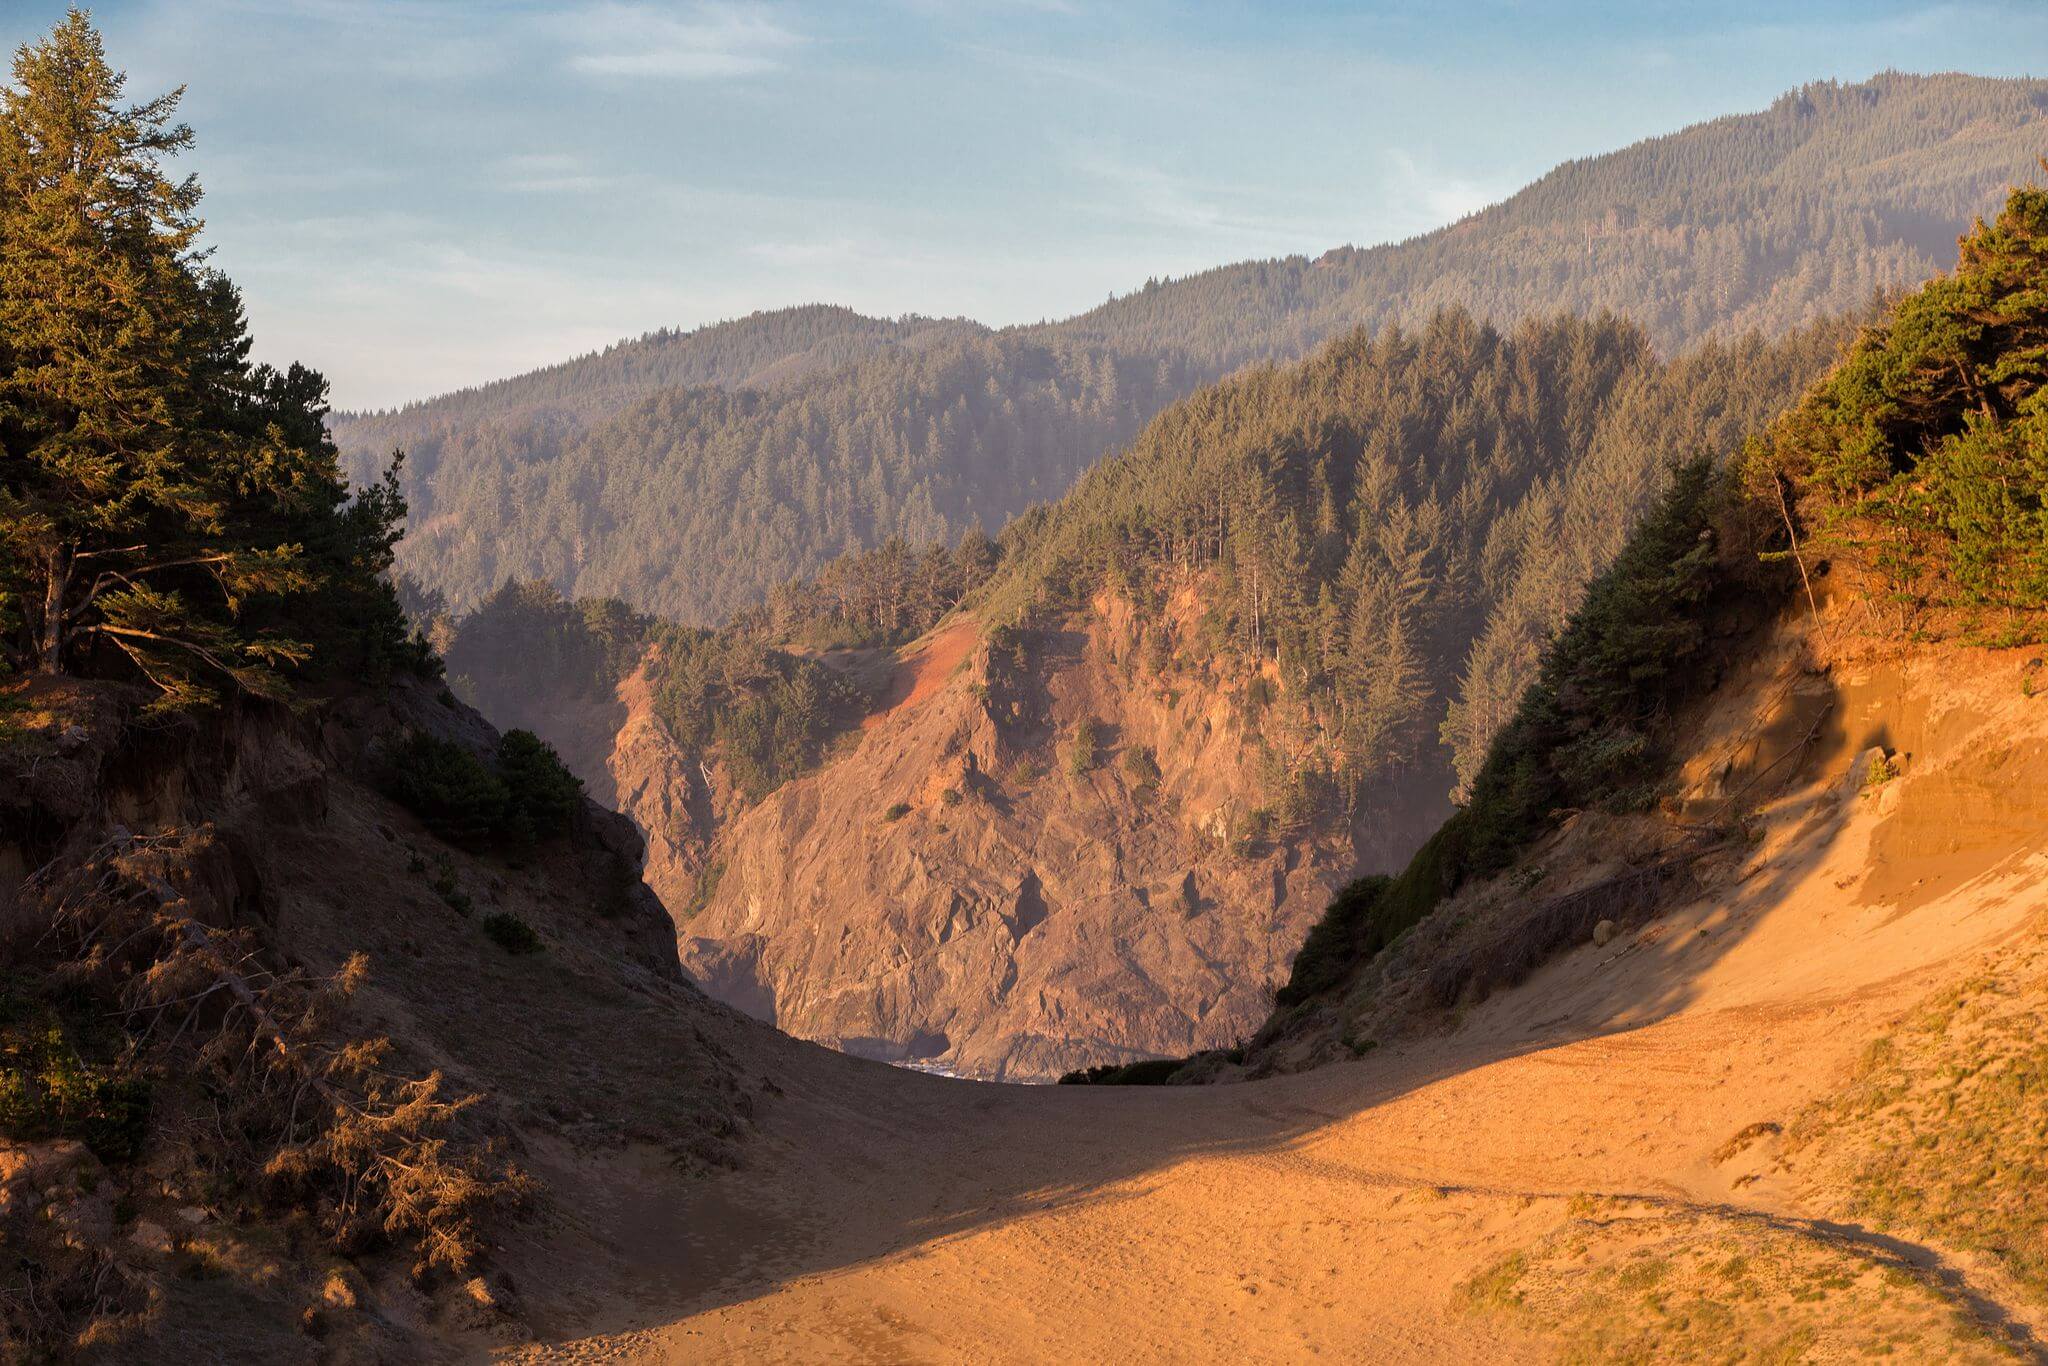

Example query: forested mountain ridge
[377,333,1197,622]
[339,303,977,431]
[335,72,2048,623]
[1055,73,2048,366]
[431,306,1852,1077]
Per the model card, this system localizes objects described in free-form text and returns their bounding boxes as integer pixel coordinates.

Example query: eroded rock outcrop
[573,600,1446,1080]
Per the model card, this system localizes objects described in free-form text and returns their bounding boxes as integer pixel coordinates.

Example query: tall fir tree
[0,9,415,707]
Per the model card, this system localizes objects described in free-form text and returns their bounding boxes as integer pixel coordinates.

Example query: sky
[3,2,2044,411]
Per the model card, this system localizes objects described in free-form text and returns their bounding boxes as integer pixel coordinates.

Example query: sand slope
[507,645,2048,1363]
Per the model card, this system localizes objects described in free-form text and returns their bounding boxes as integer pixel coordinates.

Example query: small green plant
[883,801,911,822]
[481,911,541,955]
[1057,1057,1186,1086]
[0,978,151,1162]
[1863,751,1899,789]
[427,856,472,916]
[677,860,726,920]
[1229,806,1273,859]
[1067,717,1105,777]
[940,787,963,807]
[382,731,509,845]
[1121,744,1162,788]
[1010,758,1042,785]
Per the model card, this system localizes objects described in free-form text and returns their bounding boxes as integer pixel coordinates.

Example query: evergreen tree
[0,10,413,706]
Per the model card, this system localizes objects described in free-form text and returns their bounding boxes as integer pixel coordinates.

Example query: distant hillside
[335,72,2048,621]
[427,306,1847,1078]
[1054,73,2048,365]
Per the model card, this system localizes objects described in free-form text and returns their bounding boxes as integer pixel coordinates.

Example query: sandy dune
[495,648,2048,1363]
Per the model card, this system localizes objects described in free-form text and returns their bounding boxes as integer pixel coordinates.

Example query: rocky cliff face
[572,595,1446,1080]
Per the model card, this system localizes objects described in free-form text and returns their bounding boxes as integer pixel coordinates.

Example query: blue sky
[5,2,2044,410]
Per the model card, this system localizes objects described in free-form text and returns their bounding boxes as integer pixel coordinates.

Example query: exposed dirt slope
[504,633,2048,1361]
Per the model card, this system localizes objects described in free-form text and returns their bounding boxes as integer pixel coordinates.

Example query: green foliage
[882,801,911,822]
[440,579,650,727]
[381,728,582,848]
[1067,717,1105,777]
[426,855,472,916]
[752,528,1003,650]
[1748,180,2048,614]
[496,728,583,842]
[1057,1057,1186,1086]
[646,625,872,802]
[0,13,420,707]
[383,731,510,846]
[1276,461,1755,1006]
[1275,875,1394,1005]
[0,975,150,1162]
[1121,744,1161,788]
[981,309,1843,824]
[480,911,541,955]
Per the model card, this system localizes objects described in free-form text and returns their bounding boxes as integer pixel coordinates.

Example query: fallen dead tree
[9,823,529,1348]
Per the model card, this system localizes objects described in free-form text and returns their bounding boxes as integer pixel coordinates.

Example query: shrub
[1057,1057,1186,1086]
[382,731,509,846]
[0,978,151,1162]
[383,728,583,848]
[480,912,541,955]
[883,801,911,822]
[1229,806,1273,859]
[1275,875,1394,1005]
[1121,744,1162,787]
[496,729,582,841]
[427,856,472,916]
[1067,717,1105,776]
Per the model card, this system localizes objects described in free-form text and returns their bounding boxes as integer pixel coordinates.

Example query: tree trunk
[38,546,70,674]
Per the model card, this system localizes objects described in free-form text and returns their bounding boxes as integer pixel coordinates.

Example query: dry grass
[1791,943,2048,1305]
[1459,1204,2008,1363]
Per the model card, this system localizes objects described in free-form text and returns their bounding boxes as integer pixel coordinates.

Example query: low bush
[382,728,582,848]
[481,911,542,955]
[1057,1057,1186,1086]
[382,731,509,846]
[0,976,151,1162]
[1067,717,1105,776]
[496,729,582,841]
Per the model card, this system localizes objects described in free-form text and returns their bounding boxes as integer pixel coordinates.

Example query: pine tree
[0,10,411,707]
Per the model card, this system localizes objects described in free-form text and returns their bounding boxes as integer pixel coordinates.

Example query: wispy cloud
[1383,149,1500,233]
[497,152,625,194]
[558,2,801,79]
[1063,144,1326,242]
[746,236,863,266]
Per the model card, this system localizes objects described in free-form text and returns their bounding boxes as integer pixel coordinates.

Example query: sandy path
[509,747,2048,1364]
